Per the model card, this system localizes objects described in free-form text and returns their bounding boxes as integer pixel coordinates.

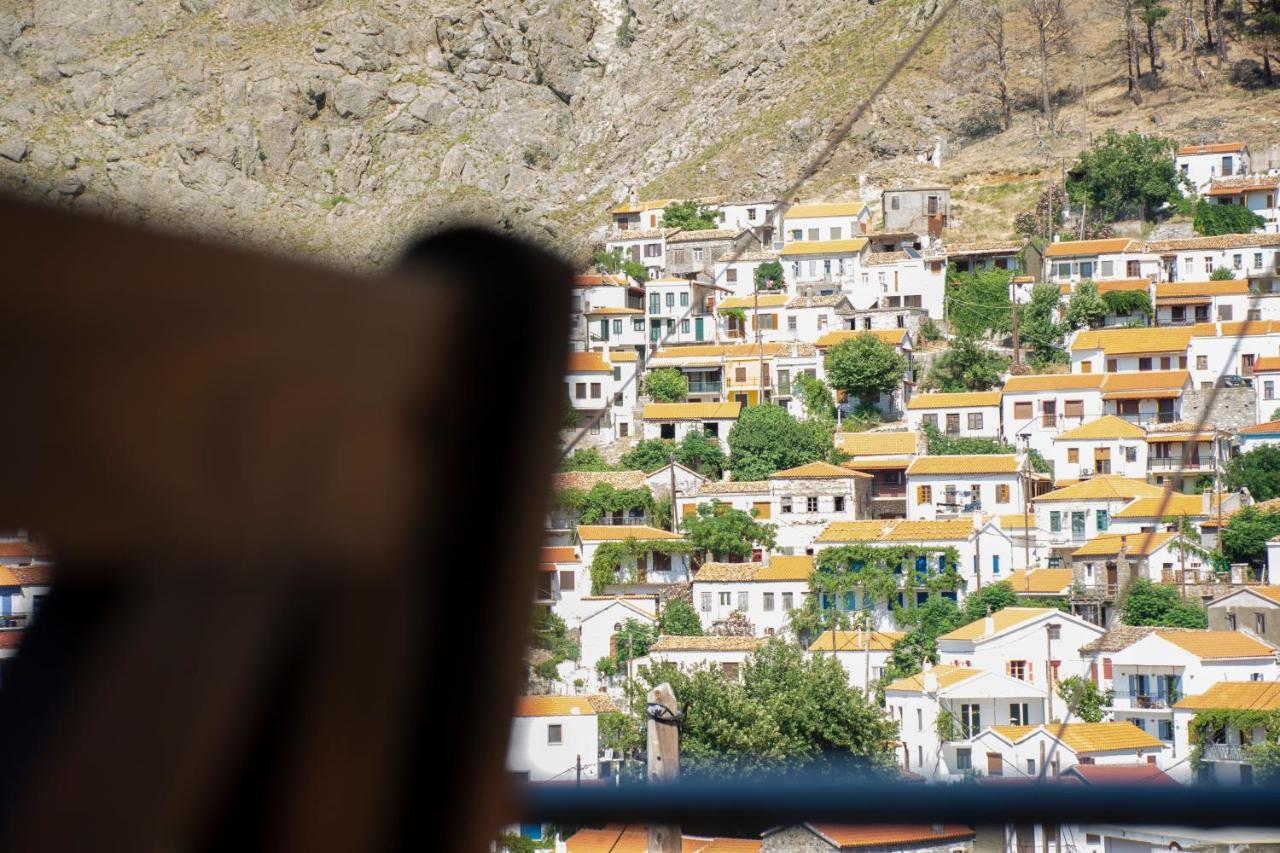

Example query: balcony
[687,380,723,394]
[1072,583,1119,601]
[1114,693,1172,710]
[1148,456,1213,473]
[871,484,906,499]
[1202,743,1250,761]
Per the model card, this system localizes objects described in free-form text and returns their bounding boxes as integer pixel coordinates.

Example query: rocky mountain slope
[3,0,1280,269]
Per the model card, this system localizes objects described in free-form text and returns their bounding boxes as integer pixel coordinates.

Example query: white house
[850,249,948,320]
[640,401,741,453]
[806,629,904,691]
[836,430,923,521]
[1254,353,1280,422]
[716,199,780,236]
[1001,373,1106,459]
[1149,233,1280,284]
[577,596,658,679]
[1070,531,1201,592]
[1175,141,1249,195]
[542,545,586,622]
[575,525,690,595]
[1188,320,1280,388]
[783,293,854,344]
[565,350,613,416]
[639,635,769,681]
[685,480,771,532]
[1110,630,1278,754]
[643,277,726,346]
[710,250,782,298]
[1051,416,1149,481]
[768,462,873,555]
[906,455,1023,522]
[1154,279,1250,326]
[507,694,616,783]
[906,391,1002,438]
[716,292,791,343]
[604,227,678,279]
[1172,680,1280,785]
[571,272,645,352]
[1035,477,1164,557]
[646,461,707,507]
[781,238,868,292]
[1204,175,1280,232]
[1044,238,1158,285]
[1098,371,1191,429]
[608,197,678,231]
[936,607,1106,716]
[1070,327,1192,375]
[884,663,1048,780]
[691,556,814,637]
[966,722,1167,778]
[782,201,872,243]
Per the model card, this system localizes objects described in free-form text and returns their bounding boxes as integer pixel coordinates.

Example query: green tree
[728,404,833,480]
[662,200,720,230]
[1245,0,1280,84]
[498,833,538,853]
[1102,289,1153,320]
[924,336,1010,392]
[1134,0,1170,83]
[1120,579,1209,627]
[1194,200,1267,236]
[824,336,907,404]
[755,260,785,291]
[946,269,1013,338]
[1057,675,1113,722]
[645,368,689,403]
[1063,280,1108,330]
[681,501,777,562]
[1021,283,1069,368]
[1067,131,1184,221]
[597,618,657,675]
[881,596,964,685]
[593,247,648,282]
[922,422,1015,454]
[659,598,704,635]
[1226,446,1280,500]
[1210,267,1237,280]
[1271,406,1280,422]
[675,429,727,479]
[1222,506,1280,564]
[561,448,614,472]
[795,374,837,420]
[960,581,1021,623]
[619,438,675,472]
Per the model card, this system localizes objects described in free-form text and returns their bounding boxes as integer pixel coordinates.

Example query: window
[547,724,563,745]
[681,319,690,333]
[644,242,661,258]
[1159,720,1175,741]
[718,592,731,606]
[726,268,738,283]
[787,316,797,331]
[992,554,1000,575]
[993,484,1008,504]
[790,229,802,242]
[834,496,846,512]
[1267,381,1276,400]
[1009,660,1027,680]
[808,228,819,241]
[1010,702,1030,725]
[917,485,933,504]
[959,703,980,737]
[806,496,819,513]
[781,497,793,514]
[1068,448,1079,464]
[1071,511,1086,537]
[633,318,645,331]
[781,592,794,610]
[1050,511,1061,533]
[1026,759,1036,775]
[560,570,575,591]
[969,484,982,510]
[665,293,675,308]
[1106,358,1118,372]
[590,383,602,399]
[701,592,712,612]
[1125,446,1137,462]
[1087,835,1102,846]
[1220,304,1234,321]
[1256,252,1264,269]
[660,423,675,439]
[721,662,740,680]
[1205,256,1214,275]
[575,383,587,399]
[1100,260,1114,277]
[763,592,775,611]
[1014,401,1032,421]
[1138,357,1152,371]
[737,591,749,611]
[923,413,939,428]
[613,319,623,335]
[1095,509,1110,532]
[679,292,689,307]
[1227,613,1237,630]
[891,196,900,210]
[1257,613,1267,634]
[968,412,983,431]
[747,207,756,220]
[955,748,972,770]
[1234,253,1243,270]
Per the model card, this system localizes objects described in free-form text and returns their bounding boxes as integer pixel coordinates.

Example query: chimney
[984,614,995,636]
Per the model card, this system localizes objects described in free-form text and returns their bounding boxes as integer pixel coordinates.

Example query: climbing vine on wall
[554,483,661,525]
[811,544,963,609]
[589,539,694,595]
[1188,709,1280,774]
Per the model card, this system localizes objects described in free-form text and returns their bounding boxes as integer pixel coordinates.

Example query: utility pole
[1010,278,1022,369]
[669,460,678,531]
[576,753,582,786]
[647,683,682,853]
[754,286,765,406]
[1022,452,1033,571]
[1045,625,1055,723]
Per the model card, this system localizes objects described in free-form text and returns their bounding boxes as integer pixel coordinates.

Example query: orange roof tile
[770,461,871,479]
[1157,630,1276,659]
[885,663,984,693]
[576,524,683,541]
[1190,319,1280,337]
[514,694,616,717]
[1005,568,1075,594]
[1156,280,1250,297]
[541,546,577,563]
[881,519,978,541]
[567,351,612,373]
[642,401,742,421]
[1003,373,1105,392]
[1071,531,1176,557]
[1113,493,1206,518]
[1242,419,1280,434]
[939,607,1056,642]
[1177,142,1247,155]
[991,722,1163,753]
[802,825,976,849]
[1097,279,1151,294]
[1035,476,1163,503]
[1054,415,1147,441]
[808,630,905,653]
[814,329,909,348]
[1072,328,1193,355]
[1175,680,1280,711]
[835,431,921,456]
[757,555,815,581]
[907,455,1019,475]
[1255,355,1280,372]
[907,391,1001,410]
[1044,238,1138,258]
[815,520,897,543]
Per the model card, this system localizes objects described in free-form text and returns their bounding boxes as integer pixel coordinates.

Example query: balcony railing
[1115,412,1177,425]
[1149,457,1212,472]
[1114,693,1172,710]
[1072,583,1119,600]
[871,485,906,498]
[687,380,723,393]
[547,513,651,529]
[1202,743,1250,761]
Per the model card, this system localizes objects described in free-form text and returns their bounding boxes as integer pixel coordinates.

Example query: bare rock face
[0,0,958,269]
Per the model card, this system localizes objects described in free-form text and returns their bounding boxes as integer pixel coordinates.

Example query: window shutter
[917,485,925,502]
[1103,658,1113,679]
[1026,661,1034,682]
[1005,661,1011,676]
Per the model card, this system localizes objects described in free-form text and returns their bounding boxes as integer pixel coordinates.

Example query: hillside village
[507,139,1280,851]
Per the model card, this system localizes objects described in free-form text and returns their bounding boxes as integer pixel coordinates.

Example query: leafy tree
[1057,675,1113,723]
[675,429,727,479]
[824,336,907,404]
[1222,506,1280,564]
[555,482,660,525]
[881,596,965,686]
[1102,289,1152,320]
[795,374,837,420]
[1245,0,1280,84]
[946,269,1013,338]
[498,833,538,853]
[1210,266,1238,280]
[1015,183,1067,239]
[1272,406,1280,422]
[561,448,614,472]
[1120,578,1209,627]
[1021,283,1069,368]
[1226,446,1280,500]
[662,200,720,230]
[728,404,833,480]
[620,439,675,473]
[593,247,648,283]
[632,642,898,779]
[659,598,704,635]
[681,501,777,562]
[1194,200,1267,236]
[1063,280,1108,330]
[596,619,657,676]
[597,710,644,776]
[923,335,1010,392]
[645,368,689,403]
[1134,0,1169,83]
[1028,449,1053,475]
[960,581,1021,623]
[1067,131,1185,221]
[755,260,785,291]
[922,422,1014,454]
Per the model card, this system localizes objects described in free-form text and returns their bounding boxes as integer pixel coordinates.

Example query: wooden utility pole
[1010,278,1021,368]
[647,683,682,853]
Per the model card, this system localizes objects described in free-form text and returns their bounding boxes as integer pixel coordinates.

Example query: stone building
[881,186,951,238]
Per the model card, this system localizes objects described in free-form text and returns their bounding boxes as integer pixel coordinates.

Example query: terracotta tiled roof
[717,293,789,309]
[780,238,869,256]
[585,306,644,315]
[1079,625,1156,654]
[514,694,616,717]
[813,329,908,348]
[1156,279,1250,297]
[1035,476,1163,503]
[1242,419,1280,435]
[835,431,921,456]
[802,824,976,849]
[0,542,49,559]
[1053,416,1147,441]
[574,273,630,287]
[648,343,792,363]
[1071,531,1176,557]
[1003,373,1105,392]
[1097,279,1150,294]
[906,391,1001,410]
[1206,175,1280,195]
[998,514,1036,530]
[541,546,578,563]
[605,227,680,241]
[1044,238,1138,258]
[787,293,852,309]
[576,525,683,541]
[770,461,871,479]
[842,456,914,471]
[757,555,815,581]
[1100,370,1190,399]
[1175,680,1280,711]
[608,350,640,362]
[939,607,1056,642]
[642,402,742,421]
[1190,319,1280,337]
[694,562,764,582]
[1157,629,1276,659]
[881,519,979,541]
[1147,233,1280,251]
[1254,355,1280,372]
[865,251,912,266]
[1113,493,1206,518]
[552,470,648,491]
[815,521,898,543]
[9,564,51,585]
[649,635,768,652]
[667,228,744,243]
[906,454,1019,475]
[787,201,867,218]
[698,480,769,495]
[1177,141,1247,155]
[1071,327,1192,355]
[1065,763,1179,786]
[1005,568,1075,594]
[808,630,905,653]
[568,826,758,853]
[610,197,679,214]
[885,663,984,693]
[991,722,1163,753]
[567,351,612,373]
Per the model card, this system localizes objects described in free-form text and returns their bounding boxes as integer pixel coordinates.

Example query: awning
[843,457,911,471]
[1102,390,1182,400]
[1155,296,1211,306]
[1147,433,1215,442]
